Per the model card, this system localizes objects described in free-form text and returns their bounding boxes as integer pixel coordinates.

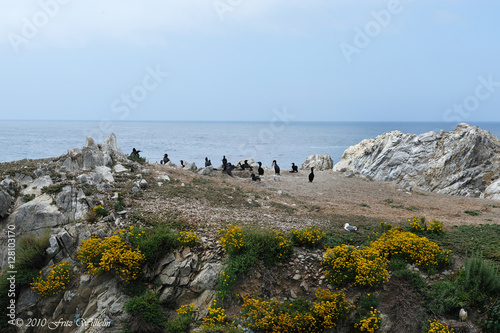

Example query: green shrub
[125,291,165,333]
[465,210,482,216]
[114,192,125,211]
[483,302,500,333]
[129,224,179,264]
[391,269,426,290]
[41,184,66,195]
[22,194,35,202]
[166,304,196,333]
[16,233,50,286]
[463,252,500,304]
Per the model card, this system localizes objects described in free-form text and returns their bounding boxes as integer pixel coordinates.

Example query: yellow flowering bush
[354,307,381,332]
[271,230,293,259]
[322,246,388,288]
[409,216,444,233]
[291,225,326,248]
[428,319,455,333]
[77,229,145,282]
[177,231,201,247]
[428,219,444,233]
[31,261,71,297]
[240,288,354,332]
[201,300,227,327]
[176,303,195,315]
[409,216,426,231]
[219,225,244,254]
[369,228,450,271]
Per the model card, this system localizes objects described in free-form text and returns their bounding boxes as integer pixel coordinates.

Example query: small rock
[292,274,302,281]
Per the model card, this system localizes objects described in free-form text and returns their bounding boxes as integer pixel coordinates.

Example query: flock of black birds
[131,148,315,183]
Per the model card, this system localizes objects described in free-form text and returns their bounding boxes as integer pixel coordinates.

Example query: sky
[0,0,499,123]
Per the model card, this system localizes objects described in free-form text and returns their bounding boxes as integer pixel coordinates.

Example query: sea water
[1,121,500,169]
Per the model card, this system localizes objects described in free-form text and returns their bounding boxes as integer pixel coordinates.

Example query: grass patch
[22,194,35,202]
[426,224,500,264]
[465,210,482,216]
[125,291,165,333]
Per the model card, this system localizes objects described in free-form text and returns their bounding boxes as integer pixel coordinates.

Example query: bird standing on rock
[272,160,280,181]
[290,163,298,173]
[344,223,358,232]
[309,167,314,182]
[257,162,264,176]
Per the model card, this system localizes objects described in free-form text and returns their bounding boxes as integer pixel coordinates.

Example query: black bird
[160,153,170,164]
[180,160,186,168]
[290,163,298,173]
[205,157,212,167]
[251,173,261,181]
[223,163,235,177]
[131,148,141,158]
[272,160,280,175]
[257,162,264,176]
[240,160,253,171]
[308,167,315,182]
[222,155,227,168]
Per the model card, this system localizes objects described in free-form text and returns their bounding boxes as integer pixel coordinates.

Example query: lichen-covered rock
[334,123,500,197]
[301,154,334,171]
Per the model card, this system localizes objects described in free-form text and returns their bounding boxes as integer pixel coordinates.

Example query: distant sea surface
[2,121,500,168]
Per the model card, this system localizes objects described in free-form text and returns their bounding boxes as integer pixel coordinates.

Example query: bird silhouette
[309,167,314,182]
[257,162,264,176]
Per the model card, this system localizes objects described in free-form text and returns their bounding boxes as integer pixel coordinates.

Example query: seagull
[344,223,358,232]
[459,308,467,322]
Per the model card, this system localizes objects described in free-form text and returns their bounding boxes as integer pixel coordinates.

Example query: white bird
[344,223,358,232]
[459,308,467,322]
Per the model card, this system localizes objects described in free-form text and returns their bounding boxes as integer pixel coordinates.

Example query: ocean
[2,121,500,168]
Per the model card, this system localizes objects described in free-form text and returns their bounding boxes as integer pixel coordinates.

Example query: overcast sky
[1,0,499,123]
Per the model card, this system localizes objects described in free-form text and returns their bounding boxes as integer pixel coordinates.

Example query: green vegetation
[40,183,67,195]
[22,194,35,202]
[465,210,482,216]
[125,291,165,333]
[217,226,293,300]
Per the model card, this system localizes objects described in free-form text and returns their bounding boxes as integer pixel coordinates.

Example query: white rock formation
[333,123,500,198]
[301,154,334,171]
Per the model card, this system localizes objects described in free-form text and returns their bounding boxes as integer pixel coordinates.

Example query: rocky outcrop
[301,154,334,171]
[0,188,11,218]
[333,123,500,198]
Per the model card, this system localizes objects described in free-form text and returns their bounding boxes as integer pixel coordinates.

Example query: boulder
[198,166,213,175]
[7,194,66,233]
[0,189,11,218]
[333,123,500,197]
[301,154,334,171]
[22,175,53,196]
[481,179,500,200]
[190,263,223,293]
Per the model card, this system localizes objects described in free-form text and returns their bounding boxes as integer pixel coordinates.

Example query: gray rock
[0,189,11,218]
[113,164,128,173]
[46,236,60,259]
[95,166,114,183]
[61,157,80,172]
[138,179,148,190]
[334,123,500,198]
[159,287,176,304]
[301,154,334,171]
[7,194,66,233]
[22,175,53,196]
[198,167,213,175]
[190,263,223,293]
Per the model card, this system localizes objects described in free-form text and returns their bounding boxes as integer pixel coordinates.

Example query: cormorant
[223,163,235,177]
[160,154,170,164]
[222,155,227,168]
[308,167,314,182]
[251,173,261,181]
[240,160,253,171]
[205,157,212,167]
[131,148,141,158]
[272,160,280,175]
[180,160,186,168]
[290,163,298,173]
[257,162,264,176]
